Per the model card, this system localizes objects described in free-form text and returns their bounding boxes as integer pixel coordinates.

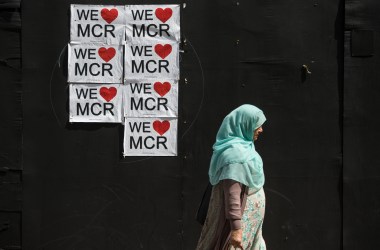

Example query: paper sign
[125,5,180,43]
[70,5,126,44]
[68,43,123,83]
[124,79,178,117]
[69,84,123,123]
[124,41,179,80]
[68,4,181,156]
[123,117,177,156]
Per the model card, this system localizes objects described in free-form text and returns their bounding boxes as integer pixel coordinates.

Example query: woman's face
[253,126,263,141]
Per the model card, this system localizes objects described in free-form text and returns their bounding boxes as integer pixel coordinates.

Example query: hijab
[208,104,266,190]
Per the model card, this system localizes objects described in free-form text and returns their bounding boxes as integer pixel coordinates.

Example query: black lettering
[91,103,102,116]
[142,122,150,132]
[130,136,142,149]
[89,88,97,99]
[145,10,153,20]
[88,49,96,59]
[130,23,171,38]
[75,88,89,99]
[104,25,115,38]
[75,63,113,76]
[77,103,89,115]
[89,63,100,76]
[129,122,142,132]
[158,60,169,73]
[144,136,155,149]
[146,24,158,37]
[131,9,144,20]
[102,63,113,76]
[159,24,170,37]
[131,98,143,110]
[74,48,87,59]
[145,97,156,110]
[75,62,87,76]
[103,103,114,115]
[132,24,145,37]
[77,23,114,38]
[131,46,144,56]
[130,46,153,56]
[92,24,103,37]
[146,60,157,73]
[132,60,144,73]
[130,83,144,94]
[90,10,98,20]
[145,46,153,56]
[77,24,90,37]
[143,83,152,94]
[157,98,168,111]
[77,9,90,20]
[157,136,168,149]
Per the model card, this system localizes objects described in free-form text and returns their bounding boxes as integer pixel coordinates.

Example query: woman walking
[196,104,267,250]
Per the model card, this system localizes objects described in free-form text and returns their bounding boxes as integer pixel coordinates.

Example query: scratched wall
[21,0,343,249]
[344,1,380,248]
[0,0,22,249]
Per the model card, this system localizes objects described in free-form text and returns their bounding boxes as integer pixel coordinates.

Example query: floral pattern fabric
[229,188,266,250]
[196,185,266,250]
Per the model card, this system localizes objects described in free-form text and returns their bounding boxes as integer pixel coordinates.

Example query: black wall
[3,0,351,249]
[0,0,22,249]
[344,1,380,249]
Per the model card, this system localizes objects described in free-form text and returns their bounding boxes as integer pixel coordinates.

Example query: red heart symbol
[98,47,116,62]
[155,8,173,23]
[154,82,171,97]
[99,87,117,102]
[101,8,118,24]
[153,120,170,136]
[154,44,172,59]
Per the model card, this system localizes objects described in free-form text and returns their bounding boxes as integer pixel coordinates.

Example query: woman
[196,104,266,250]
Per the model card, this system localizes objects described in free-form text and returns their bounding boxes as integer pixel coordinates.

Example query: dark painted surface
[21,0,342,249]
[344,1,380,248]
[351,30,374,57]
[0,0,22,249]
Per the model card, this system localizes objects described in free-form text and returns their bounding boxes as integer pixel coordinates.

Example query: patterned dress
[196,183,266,250]
[232,188,266,250]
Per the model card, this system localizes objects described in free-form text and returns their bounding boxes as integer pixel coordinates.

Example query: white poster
[124,79,178,118]
[125,5,180,43]
[124,41,179,80]
[70,5,126,44]
[68,43,123,83]
[69,84,123,123]
[123,117,177,156]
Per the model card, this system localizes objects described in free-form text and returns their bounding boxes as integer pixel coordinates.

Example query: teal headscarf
[209,104,266,191]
